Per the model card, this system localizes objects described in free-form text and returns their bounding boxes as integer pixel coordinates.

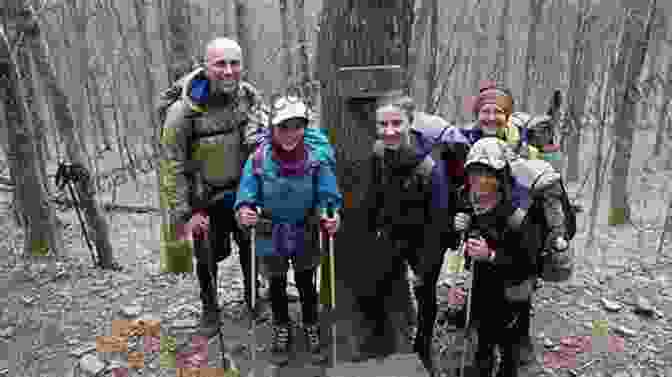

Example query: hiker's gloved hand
[454,213,471,232]
[465,237,495,262]
[189,211,209,239]
[320,211,340,237]
[553,236,569,251]
[237,206,259,227]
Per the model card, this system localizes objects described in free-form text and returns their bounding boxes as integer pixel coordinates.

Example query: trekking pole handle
[326,201,335,219]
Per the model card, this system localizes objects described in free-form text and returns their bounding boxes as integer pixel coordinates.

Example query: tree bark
[653,60,671,156]
[163,0,193,82]
[521,0,544,113]
[491,0,511,84]
[424,0,438,113]
[293,0,314,104]
[608,0,657,226]
[0,3,63,258]
[236,1,255,84]
[564,0,594,183]
[317,0,413,358]
[23,2,115,267]
[279,0,295,87]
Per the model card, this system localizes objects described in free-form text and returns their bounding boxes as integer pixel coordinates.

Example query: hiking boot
[198,306,221,338]
[304,323,326,363]
[517,336,535,365]
[406,324,419,349]
[270,322,291,365]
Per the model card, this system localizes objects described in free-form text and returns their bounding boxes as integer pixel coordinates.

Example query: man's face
[205,46,242,94]
[376,105,410,150]
[478,103,508,136]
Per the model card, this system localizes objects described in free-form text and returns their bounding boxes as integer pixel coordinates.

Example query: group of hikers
[158,37,577,377]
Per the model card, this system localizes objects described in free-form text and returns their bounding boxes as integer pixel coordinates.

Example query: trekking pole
[326,201,337,367]
[459,230,478,377]
[55,162,97,266]
[201,225,238,372]
[249,206,260,376]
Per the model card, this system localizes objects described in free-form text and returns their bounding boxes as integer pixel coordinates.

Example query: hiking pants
[194,204,255,311]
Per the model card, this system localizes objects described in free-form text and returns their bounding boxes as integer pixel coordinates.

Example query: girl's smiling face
[376,104,410,150]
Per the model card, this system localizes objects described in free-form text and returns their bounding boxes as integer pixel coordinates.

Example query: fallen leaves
[543,334,626,370]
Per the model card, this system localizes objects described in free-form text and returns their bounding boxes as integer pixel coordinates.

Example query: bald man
[160,38,268,337]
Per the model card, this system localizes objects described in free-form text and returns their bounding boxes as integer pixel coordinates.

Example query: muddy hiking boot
[270,322,291,365]
[198,306,221,338]
[304,323,326,363]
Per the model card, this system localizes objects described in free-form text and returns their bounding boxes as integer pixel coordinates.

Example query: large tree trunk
[317,0,413,359]
[23,3,114,267]
[0,3,63,258]
[564,0,594,182]
[608,0,657,226]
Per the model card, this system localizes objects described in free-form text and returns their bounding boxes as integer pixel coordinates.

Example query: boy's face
[467,168,501,212]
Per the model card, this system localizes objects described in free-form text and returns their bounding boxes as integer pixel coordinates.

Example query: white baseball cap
[271,96,309,126]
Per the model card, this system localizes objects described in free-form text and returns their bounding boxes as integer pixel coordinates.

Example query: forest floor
[1,141,672,377]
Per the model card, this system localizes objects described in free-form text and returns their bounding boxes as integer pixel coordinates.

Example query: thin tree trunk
[0,4,63,258]
[408,0,430,95]
[472,0,490,93]
[565,0,594,183]
[491,0,511,84]
[279,0,295,87]
[164,0,193,81]
[608,0,657,226]
[424,0,438,113]
[236,0,254,84]
[294,0,314,104]
[24,3,115,267]
[521,0,544,113]
[653,61,671,156]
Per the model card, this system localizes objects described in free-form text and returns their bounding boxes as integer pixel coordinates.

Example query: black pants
[269,268,318,325]
[359,228,444,363]
[470,263,527,377]
[195,206,255,311]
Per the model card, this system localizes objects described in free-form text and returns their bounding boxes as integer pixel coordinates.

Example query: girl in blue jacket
[235,95,342,364]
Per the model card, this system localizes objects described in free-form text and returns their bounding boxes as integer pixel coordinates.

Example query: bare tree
[163,0,193,82]
[279,0,295,87]
[0,3,63,258]
[424,0,438,112]
[521,0,546,113]
[608,0,657,226]
[565,0,596,182]
[23,3,115,267]
[491,0,511,84]
[236,0,255,84]
[294,0,314,103]
[653,58,671,157]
